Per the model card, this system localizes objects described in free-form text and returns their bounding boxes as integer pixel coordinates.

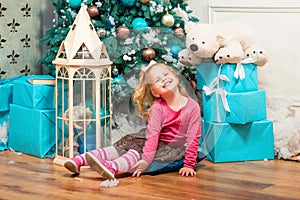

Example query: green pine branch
[39,0,200,83]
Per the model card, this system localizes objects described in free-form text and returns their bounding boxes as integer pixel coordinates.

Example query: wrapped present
[0,111,9,151]
[12,76,55,109]
[8,104,55,158]
[198,118,205,152]
[203,90,266,124]
[201,120,274,163]
[0,76,22,111]
[196,62,258,93]
[0,84,13,112]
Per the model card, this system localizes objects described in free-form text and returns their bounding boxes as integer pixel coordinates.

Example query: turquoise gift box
[0,84,13,112]
[0,76,22,111]
[203,90,266,124]
[0,111,9,151]
[8,104,56,158]
[196,62,258,93]
[200,119,274,163]
[12,76,55,109]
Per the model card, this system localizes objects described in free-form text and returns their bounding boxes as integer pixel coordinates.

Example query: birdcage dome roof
[53,5,111,66]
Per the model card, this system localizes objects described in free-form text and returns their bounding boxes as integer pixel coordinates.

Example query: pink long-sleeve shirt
[142,97,201,169]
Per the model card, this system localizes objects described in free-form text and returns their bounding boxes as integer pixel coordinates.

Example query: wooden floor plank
[0,150,299,200]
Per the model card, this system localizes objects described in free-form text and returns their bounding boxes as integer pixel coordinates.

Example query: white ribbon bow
[203,85,231,113]
[141,60,157,72]
[202,66,231,121]
[234,57,255,80]
[234,63,245,80]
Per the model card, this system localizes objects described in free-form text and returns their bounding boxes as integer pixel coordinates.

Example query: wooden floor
[0,150,299,200]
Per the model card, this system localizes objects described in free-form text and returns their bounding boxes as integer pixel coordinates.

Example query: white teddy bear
[173,6,268,67]
[184,21,268,66]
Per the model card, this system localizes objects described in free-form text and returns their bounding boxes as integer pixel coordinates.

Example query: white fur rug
[266,96,300,160]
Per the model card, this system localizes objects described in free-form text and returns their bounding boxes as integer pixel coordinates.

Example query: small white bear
[244,44,268,67]
[178,49,202,66]
[214,40,244,64]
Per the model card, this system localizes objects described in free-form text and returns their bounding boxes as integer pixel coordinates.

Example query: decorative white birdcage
[52,5,112,165]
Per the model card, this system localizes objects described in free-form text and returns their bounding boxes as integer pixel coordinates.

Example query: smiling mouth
[163,80,172,88]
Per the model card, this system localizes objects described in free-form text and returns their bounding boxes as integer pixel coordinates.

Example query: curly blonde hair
[132,62,187,120]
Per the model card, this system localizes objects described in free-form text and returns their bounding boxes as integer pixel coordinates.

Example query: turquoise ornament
[170,44,182,59]
[132,18,148,30]
[69,0,82,9]
[112,74,126,85]
[121,0,136,7]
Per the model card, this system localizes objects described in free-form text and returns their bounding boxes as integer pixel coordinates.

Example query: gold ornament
[173,27,185,38]
[161,12,175,27]
[97,28,106,36]
[140,0,150,3]
[142,48,156,62]
[87,5,99,18]
[116,26,130,40]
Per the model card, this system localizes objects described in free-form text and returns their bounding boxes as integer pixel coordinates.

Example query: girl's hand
[131,160,150,178]
[179,167,197,177]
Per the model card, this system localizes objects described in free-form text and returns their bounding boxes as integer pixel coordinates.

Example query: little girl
[64,61,201,179]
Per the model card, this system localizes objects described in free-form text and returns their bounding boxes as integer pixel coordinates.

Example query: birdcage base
[53,155,68,166]
[53,155,91,172]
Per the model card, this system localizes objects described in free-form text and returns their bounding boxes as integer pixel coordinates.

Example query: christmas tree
[40,0,199,92]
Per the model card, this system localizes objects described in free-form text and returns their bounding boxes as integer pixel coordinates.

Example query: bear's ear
[216,32,226,47]
[185,21,196,34]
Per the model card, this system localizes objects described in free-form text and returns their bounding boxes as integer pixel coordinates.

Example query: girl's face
[146,65,179,98]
